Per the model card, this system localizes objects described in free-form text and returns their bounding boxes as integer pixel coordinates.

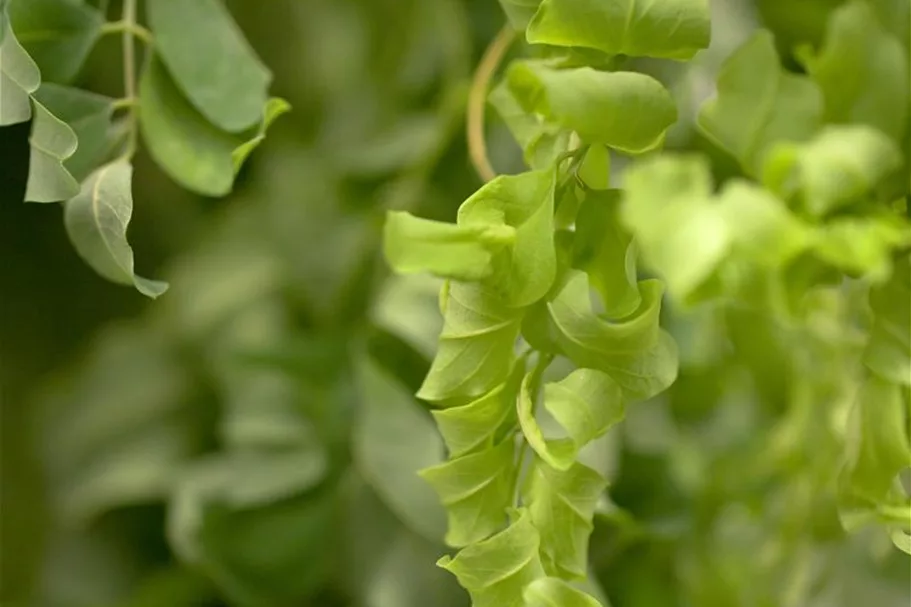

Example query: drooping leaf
[383,211,515,282]
[548,271,678,400]
[762,125,903,217]
[417,281,523,403]
[353,358,447,542]
[573,189,641,319]
[138,58,284,197]
[26,98,79,202]
[8,0,103,83]
[432,361,525,458]
[799,0,909,142]
[518,367,624,471]
[458,169,558,307]
[419,439,516,547]
[0,14,40,125]
[498,0,543,30]
[168,450,333,606]
[33,83,115,181]
[864,254,911,385]
[63,160,169,297]
[524,577,604,607]
[527,0,711,60]
[522,459,606,579]
[437,509,546,607]
[146,0,272,132]
[697,30,823,176]
[507,61,677,153]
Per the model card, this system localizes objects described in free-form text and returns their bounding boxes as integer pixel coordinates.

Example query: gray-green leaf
[0,13,40,125]
[63,161,169,297]
[26,98,79,202]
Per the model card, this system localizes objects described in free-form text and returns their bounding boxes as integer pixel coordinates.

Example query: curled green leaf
[527,0,711,60]
[437,509,545,607]
[63,161,168,298]
[420,439,516,547]
[507,61,676,153]
[524,576,604,607]
[26,98,79,202]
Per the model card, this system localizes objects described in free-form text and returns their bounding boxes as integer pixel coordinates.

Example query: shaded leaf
[518,367,624,471]
[8,0,103,83]
[417,281,523,403]
[698,30,823,176]
[371,274,445,360]
[437,509,545,607]
[498,0,543,30]
[63,160,168,297]
[419,439,516,547]
[26,98,79,202]
[527,0,711,60]
[353,358,447,542]
[524,577,603,607]
[0,13,40,125]
[146,0,272,132]
[864,254,911,385]
[508,61,676,153]
[799,0,909,142]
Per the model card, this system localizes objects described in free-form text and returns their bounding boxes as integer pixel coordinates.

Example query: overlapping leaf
[524,577,603,607]
[527,0,711,60]
[518,367,624,470]
[437,510,546,607]
[799,0,909,142]
[420,438,516,547]
[506,61,676,153]
[146,0,272,132]
[547,271,677,400]
[522,459,606,578]
[489,78,571,171]
[26,99,79,202]
[697,30,822,176]
[63,160,168,297]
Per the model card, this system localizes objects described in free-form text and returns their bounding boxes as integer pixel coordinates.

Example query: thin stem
[119,0,140,160]
[100,20,153,45]
[467,24,516,183]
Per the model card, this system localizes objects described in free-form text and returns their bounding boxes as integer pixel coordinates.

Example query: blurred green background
[1,1,908,606]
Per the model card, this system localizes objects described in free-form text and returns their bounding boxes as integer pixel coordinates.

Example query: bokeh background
[2,1,909,606]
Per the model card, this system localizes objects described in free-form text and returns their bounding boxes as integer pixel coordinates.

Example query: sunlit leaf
[63,160,168,297]
[146,0,272,132]
[527,0,711,60]
[524,577,603,607]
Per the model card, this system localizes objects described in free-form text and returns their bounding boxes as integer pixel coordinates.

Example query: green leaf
[146,0,272,132]
[353,358,447,542]
[437,509,545,607]
[371,274,445,360]
[432,360,525,458]
[524,577,604,607]
[573,189,641,319]
[138,58,284,197]
[26,98,79,202]
[489,78,571,171]
[458,169,558,307]
[0,13,40,125]
[33,83,115,181]
[518,367,624,471]
[498,0,543,30]
[864,254,911,385]
[527,0,711,60]
[577,144,610,190]
[799,0,909,142]
[840,375,910,505]
[763,125,903,217]
[8,0,103,83]
[417,281,523,403]
[168,450,332,606]
[507,61,676,153]
[522,459,606,578]
[548,271,678,400]
[383,211,515,282]
[420,439,516,547]
[697,30,823,176]
[813,217,911,281]
[63,161,169,297]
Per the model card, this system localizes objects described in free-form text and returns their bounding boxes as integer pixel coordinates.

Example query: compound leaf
[420,439,516,547]
[437,509,545,607]
[63,160,168,297]
[507,61,676,153]
[527,0,711,60]
[698,30,822,176]
[146,0,272,132]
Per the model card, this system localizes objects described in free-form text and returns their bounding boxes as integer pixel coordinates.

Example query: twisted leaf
[524,577,604,607]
